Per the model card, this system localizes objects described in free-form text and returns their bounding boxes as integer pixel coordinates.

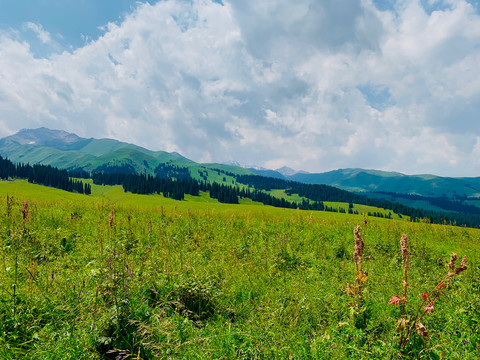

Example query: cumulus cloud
[0,0,480,176]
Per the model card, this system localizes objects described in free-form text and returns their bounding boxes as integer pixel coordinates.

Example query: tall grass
[0,186,479,359]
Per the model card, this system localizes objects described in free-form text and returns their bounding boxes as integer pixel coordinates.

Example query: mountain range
[2,128,480,208]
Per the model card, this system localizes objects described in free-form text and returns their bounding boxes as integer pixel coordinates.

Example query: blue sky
[1,0,480,176]
[0,0,143,53]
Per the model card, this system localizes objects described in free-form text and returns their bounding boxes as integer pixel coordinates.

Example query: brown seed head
[448,252,457,271]
[109,209,115,228]
[400,234,408,261]
[416,322,429,338]
[354,225,364,264]
[454,255,467,275]
[22,201,30,223]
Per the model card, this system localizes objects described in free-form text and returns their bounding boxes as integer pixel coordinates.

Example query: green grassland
[269,189,308,203]
[269,190,406,220]
[323,201,407,220]
[0,181,479,359]
[190,167,239,185]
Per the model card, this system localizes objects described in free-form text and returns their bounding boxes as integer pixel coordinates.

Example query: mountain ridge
[2,128,480,201]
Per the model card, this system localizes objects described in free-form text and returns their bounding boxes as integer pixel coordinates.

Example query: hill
[3,128,480,218]
[0,128,252,181]
[289,168,480,199]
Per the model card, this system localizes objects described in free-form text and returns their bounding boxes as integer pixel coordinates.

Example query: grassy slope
[201,163,254,175]
[0,139,254,185]
[0,180,479,359]
[0,180,408,222]
[0,142,97,169]
[0,180,291,216]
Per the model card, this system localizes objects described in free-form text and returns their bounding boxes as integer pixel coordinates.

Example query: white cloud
[1,0,480,176]
[24,22,54,45]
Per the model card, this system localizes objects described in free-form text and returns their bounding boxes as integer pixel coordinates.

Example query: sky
[1,0,480,177]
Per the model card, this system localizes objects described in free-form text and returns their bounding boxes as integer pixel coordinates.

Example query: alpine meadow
[2,0,480,359]
[0,178,479,359]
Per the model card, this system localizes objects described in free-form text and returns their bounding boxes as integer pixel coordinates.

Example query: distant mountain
[288,168,480,199]
[247,168,285,179]
[0,128,252,180]
[275,166,298,176]
[244,165,480,200]
[0,127,84,150]
[222,160,241,167]
[2,128,480,203]
[244,164,268,171]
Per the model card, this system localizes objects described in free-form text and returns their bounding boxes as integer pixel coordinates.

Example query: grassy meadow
[0,180,479,359]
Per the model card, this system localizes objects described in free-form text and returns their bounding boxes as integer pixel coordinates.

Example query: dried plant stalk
[353,225,366,308]
[389,236,468,350]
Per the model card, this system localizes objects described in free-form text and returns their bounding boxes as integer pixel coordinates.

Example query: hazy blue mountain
[289,168,480,199]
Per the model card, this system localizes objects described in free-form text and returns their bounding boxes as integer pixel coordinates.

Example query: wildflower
[400,234,408,264]
[353,225,366,308]
[391,242,469,350]
[424,302,435,313]
[126,264,132,276]
[22,201,30,223]
[388,295,405,305]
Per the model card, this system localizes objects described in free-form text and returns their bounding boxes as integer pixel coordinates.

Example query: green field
[0,181,479,359]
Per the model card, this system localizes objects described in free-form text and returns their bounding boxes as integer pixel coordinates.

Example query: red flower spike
[388,295,403,305]
[424,302,435,313]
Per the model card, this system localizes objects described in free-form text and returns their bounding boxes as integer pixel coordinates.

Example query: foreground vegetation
[0,181,479,359]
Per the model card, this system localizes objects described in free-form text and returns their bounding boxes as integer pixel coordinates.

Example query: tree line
[2,155,480,227]
[234,174,480,227]
[204,182,325,210]
[154,163,191,180]
[92,172,200,200]
[372,191,480,215]
[90,171,323,210]
[0,156,91,194]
